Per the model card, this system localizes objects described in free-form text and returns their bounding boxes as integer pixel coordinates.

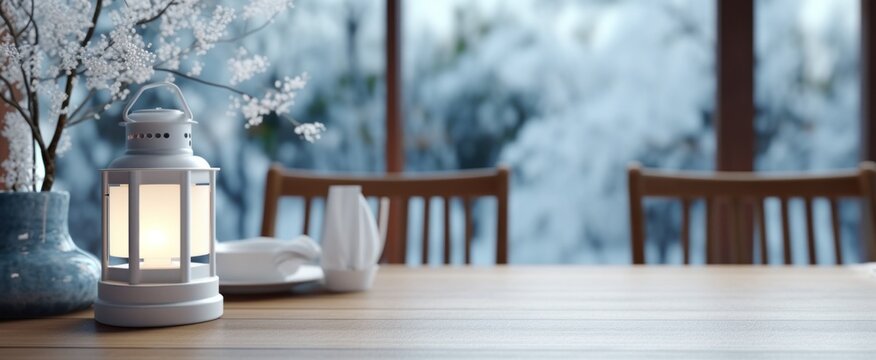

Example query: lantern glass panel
[108,183,211,267]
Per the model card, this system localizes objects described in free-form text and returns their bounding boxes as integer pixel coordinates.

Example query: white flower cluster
[294,122,326,143]
[243,0,295,20]
[0,41,24,95]
[188,61,204,77]
[83,28,155,102]
[39,82,69,127]
[1,113,39,191]
[228,48,269,85]
[234,74,309,129]
[193,6,236,55]
[35,82,75,156]
[153,1,235,70]
[35,0,93,69]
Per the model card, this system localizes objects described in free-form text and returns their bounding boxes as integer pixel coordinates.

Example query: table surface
[2,265,876,359]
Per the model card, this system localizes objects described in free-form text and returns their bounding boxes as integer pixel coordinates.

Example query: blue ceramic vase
[0,191,100,317]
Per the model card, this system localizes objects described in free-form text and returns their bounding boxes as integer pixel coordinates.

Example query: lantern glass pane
[109,183,211,262]
[108,184,180,263]
[139,184,181,262]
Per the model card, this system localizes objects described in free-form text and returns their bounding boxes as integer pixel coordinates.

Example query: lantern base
[94,277,223,327]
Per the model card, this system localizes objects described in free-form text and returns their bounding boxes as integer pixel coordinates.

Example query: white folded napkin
[216,235,321,282]
[320,186,384,271]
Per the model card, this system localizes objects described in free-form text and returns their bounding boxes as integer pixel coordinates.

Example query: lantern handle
[123,82,194,123]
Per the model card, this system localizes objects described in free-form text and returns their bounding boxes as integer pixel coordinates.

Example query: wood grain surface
[2,265,876,359]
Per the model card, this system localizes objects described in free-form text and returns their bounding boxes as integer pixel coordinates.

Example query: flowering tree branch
[0,0,320,192]
[16,0,37,44]
[42,0,103,191]
[66,88,124,128]
[0,7,19,44]
[0,75,28,121]
[155,67,249,96]
[218,17,278,43]
[0,9,39,193]
[135,1,175,27]
[0,5,36,123]
[153,66,321,138]
[66,88,96,124]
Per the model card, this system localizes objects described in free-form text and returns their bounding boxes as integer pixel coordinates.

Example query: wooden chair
[628,162,876,265]
[260,164,510,264]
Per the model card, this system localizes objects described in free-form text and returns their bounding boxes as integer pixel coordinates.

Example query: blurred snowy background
[55,0,861,264]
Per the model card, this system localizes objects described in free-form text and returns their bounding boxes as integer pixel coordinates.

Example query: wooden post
[386,0,403,173]
[715,0,755,263]
[383,0,405,263]
[861,0,876,261]
[716,0,754,172]
[863,0,876,163]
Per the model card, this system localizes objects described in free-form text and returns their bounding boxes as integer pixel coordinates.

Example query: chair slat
[726,198,738,264]
[804,197,816,265]
[736,198,753,264]
[398,197,409,264]
[464,197,473,264]
[757,198,768,265]
[444,196,451,264]
[780,197,792,264]
[302,196,312,235]
[681,198,691,264]
[829,198,842,264]
[706,197,715,264]
[422,197,430,265]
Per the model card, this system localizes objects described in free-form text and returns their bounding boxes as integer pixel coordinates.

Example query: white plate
[219,265,324,295]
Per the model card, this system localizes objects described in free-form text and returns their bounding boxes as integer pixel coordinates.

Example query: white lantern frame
[94,83,223,327]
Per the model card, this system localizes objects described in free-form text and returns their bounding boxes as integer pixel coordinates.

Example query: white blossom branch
[0,4,40,136]
[43,0,103,191]
[135,0,176,26]
[155,67,250,96]
[0,93,31,125]
[13,0,37,42]
[0,5,21,44]
[218,16,279,43]
[1,0,309,191]
[66,88,97,124]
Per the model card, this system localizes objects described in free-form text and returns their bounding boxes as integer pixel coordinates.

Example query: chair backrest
[628,162,876,265]
[261,165,510,264]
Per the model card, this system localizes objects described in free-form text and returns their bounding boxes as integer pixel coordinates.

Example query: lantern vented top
[108,82,211,169]
[120,82,199,156]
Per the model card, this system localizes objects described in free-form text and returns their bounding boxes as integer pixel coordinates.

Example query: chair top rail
[272,165,510,198]
[631,162,875,198]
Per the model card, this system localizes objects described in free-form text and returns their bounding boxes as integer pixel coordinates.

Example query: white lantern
[94,83,222,327]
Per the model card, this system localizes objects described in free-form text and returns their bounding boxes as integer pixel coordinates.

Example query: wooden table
[2,265,876,358]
